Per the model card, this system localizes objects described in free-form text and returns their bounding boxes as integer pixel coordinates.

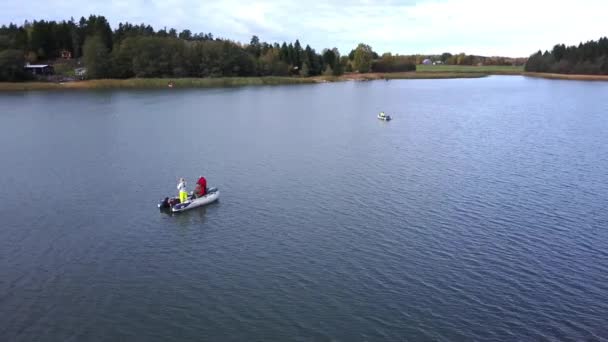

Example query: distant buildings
[24,64,54,75]
[422,59,432,65]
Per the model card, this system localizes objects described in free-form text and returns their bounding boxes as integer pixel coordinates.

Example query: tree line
[525,37,608,74]
[0,15,420,81]
[408,53,526,66]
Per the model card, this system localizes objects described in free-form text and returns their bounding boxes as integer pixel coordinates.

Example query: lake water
[1,76,608,341]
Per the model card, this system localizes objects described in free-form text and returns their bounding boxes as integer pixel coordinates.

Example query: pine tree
[294,39,303,68]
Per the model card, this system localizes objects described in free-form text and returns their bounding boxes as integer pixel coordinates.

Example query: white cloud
[1,0,607,56]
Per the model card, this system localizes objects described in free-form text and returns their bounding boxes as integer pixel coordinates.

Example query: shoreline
[317,71,490,82]
[0,77,316,91]
[523,72,608,81]
[0,71,516,91]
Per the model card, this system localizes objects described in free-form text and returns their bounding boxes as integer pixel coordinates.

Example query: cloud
[1,0,607,56]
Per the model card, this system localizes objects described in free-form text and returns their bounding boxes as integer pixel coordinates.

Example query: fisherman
[177,178,188,203]
[197,176,207,197]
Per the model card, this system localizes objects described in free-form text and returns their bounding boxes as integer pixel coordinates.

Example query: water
[1,76,608,341]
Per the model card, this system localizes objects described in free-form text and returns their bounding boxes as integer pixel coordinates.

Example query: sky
[1,0,607,57]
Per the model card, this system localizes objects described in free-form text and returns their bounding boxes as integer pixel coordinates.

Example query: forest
[1,14,523,82]
[0,15,411,81]
[524,37,608,74]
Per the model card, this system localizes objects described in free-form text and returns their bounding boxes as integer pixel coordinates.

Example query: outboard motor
[159,197,170,209]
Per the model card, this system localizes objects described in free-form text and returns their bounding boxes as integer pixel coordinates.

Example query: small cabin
[60,50,72,59]
[24,64,54,75]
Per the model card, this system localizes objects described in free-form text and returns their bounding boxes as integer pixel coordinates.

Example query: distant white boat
[378,112,392,121]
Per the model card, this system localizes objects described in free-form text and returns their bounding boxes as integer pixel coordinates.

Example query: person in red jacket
[195,176,207,197]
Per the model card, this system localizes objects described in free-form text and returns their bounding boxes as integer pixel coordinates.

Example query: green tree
[343,57,353,72]
[0,35,9,50]
[0,49,28,81]
[322,48,336,69]
[372,54,416,72]
[247,35,261,58]
[258,48,289,76]
[29,20,55,59]
[178,29,192,40]
[279,42,288,62]
[331,48,343,75]
[83,35,110,78]
[294,39,303,68]
[131,37,184,77]
[83,15,113,50]
[287,43,295,66]
[71,24,81,58]
[524,51,542,72]
[552,44,566,61]
[455,53,466,65]
[299,62,310,77]
[304,45,321,75]
[320,47,343,75]
[110,37,137,78]
[440,52,452,63]
[353,43,373,73]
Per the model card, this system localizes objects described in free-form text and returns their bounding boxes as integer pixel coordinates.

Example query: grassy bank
[523,72,608,81]
[417,64,524,75]
[0,67,525,91]
[317,65,523,82]
[317,71,489,82]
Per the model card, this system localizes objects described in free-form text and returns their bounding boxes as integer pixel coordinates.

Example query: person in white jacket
[177,178,188,203]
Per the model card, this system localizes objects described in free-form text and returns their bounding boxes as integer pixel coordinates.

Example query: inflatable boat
[158,187,219,213]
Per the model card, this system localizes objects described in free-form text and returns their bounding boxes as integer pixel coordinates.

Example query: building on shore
[24,64,54,75]
[60,50,72,59]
